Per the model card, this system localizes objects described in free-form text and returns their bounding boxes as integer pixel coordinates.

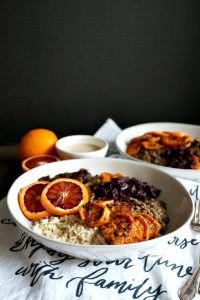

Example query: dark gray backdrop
[0,0,200,144]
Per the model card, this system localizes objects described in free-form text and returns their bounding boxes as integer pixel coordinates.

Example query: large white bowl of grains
[7,158,193,261]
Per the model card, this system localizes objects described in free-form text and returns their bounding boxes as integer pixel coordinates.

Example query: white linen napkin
[94,118,122,156]
[1,118,200,300]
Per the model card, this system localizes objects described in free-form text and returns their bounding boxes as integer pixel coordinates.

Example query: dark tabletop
[0,146,22,199]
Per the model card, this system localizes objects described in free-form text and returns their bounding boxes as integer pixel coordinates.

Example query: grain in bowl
[32,215,106,245]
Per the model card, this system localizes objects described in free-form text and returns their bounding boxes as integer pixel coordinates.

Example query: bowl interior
[7,158,193,261]
[116,122,200,181]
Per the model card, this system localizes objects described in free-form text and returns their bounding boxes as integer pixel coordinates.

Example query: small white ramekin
[55,135,109,159]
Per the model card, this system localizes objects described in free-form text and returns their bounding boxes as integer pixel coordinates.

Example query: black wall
[0,0,200,144]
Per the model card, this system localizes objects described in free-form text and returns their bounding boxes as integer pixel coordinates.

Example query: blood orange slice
[40,178,89,216]
[18,181,51,220]
[22,154,60,172]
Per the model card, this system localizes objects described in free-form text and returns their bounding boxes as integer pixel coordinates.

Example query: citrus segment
[18,181,51,220]
[22,154,60,172]
[18,128,58,160]
[40,178,89,216]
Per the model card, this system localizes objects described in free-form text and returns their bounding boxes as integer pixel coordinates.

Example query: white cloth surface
[94,118,122,156]
[0,118,200,300]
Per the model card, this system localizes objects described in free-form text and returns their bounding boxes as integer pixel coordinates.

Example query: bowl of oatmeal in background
[116,122,200,181]
[7,158,193,261]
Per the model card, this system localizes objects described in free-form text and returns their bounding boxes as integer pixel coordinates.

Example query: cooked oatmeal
[32,214,106,245]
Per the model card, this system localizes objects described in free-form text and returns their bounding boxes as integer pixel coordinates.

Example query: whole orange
[18,128,58,160]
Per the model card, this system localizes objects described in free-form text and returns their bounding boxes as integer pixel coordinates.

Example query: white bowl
[56,135,109,159]
[116,122,200,181]
[7,158,193,261]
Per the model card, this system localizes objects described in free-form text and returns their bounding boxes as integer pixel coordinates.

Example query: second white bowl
[116,122,200,180]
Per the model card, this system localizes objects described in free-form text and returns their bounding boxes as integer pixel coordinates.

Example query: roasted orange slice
[161,132,192,149]
[101,213,134,244]
[99,172,123,182]
[131,214,150,242]
[128,136,144,144]
[110,201,132,214]
[40,178,89,216]
[79,201,110,227]
[22,154,60,172]
[126,142,141,156]
[141,141,163,150]
[18,181,51,220]
[146,131,169,138]
[140,213,161,239]
[101,212,149,244]
[192,155,200,170]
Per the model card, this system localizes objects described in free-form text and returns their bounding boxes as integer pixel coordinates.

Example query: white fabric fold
[94,118,122,156]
